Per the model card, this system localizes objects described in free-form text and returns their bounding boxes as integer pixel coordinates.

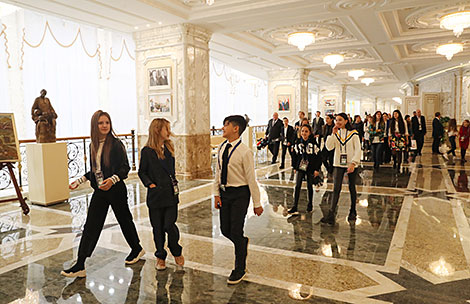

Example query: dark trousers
[432,136,441,153]
[268,141,280,163]
[293,170,314,208]
[383,138,391,163]
[462,148,467,160]
[220,186,250,271]
[392,150,403,167]
[322,148,334,173]
[415,133,425,155]
[371,143,383,168]
[149,205,182,260]
[448,136,456,156]
[281,144,294,167]
[329,167,357,216]
[78,182,141,259]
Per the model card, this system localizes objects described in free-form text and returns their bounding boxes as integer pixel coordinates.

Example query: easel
[0,162,30,215]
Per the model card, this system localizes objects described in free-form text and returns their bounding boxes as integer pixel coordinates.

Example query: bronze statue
[31,89,57,143]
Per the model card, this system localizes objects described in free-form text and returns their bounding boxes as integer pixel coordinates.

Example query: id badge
[340,154,347,166]
[170,176,179,196]
[299,159,309,171]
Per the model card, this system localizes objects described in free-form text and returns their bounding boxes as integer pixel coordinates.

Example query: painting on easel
[0,113,20,162]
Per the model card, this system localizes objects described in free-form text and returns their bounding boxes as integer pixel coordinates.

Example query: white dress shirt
[388,119,409,137]
[213,138,261,208]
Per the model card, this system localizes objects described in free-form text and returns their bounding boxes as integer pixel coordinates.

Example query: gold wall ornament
[0,24,11,68]
[110,39,135,61]
[20,21,102,73]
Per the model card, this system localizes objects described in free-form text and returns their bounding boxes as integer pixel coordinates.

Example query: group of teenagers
[59,108,368,285]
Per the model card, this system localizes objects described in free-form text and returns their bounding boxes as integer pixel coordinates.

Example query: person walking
[280,117,296,169]
[411,109,426,156]
[404,115,413,163]
[447,118,458,159]
[459,120,470,164]
[62,110,144,278]
[214,115,263,284]
[312,111,324,138]
[138,118,184,271]
[266,112,283,164]
[322,114,335,174]
[288,124,322,215]
[432,112,444,154]
[383,113,392,164]
[369,111,386,169]
[321,113,361,225]
[388,110,409,172]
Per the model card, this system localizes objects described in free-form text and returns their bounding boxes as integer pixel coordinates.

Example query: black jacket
[138,146,179,208]
[412,115,427,135]
[266,118,283,140]
[352,121,364,141]
[312,117,324,137]
[84,136,129,190]
[322,123,335,147]
[432,117,444,138]
[280,125,296,145]
[293,136,322,172]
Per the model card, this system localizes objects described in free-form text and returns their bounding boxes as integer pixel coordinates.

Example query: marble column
[268,69,308,122]
[134,24,212,178]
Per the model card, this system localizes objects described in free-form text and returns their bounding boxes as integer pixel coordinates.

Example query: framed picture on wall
[149,93,172,115]
[325,108,335,116]
[324,97,336,107]
[148,67,171,90]
[0,113,21,162]
[277,94,291,112]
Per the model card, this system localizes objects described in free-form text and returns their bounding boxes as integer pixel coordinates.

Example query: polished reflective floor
[1,144,470,303]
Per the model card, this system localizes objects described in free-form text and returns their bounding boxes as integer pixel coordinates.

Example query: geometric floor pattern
[1,145,470,303]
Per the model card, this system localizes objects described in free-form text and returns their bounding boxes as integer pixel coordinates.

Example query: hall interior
[1,0,470,303]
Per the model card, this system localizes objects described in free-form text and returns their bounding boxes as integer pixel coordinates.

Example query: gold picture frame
[0,113,21,163]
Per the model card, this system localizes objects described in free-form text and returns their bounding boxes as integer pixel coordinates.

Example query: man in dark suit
[280,117,296,169]
[295,111,306,130]
[432,112,444,154]
[411,109,426,156]
[312,111,324,137]
[266,112,283,164]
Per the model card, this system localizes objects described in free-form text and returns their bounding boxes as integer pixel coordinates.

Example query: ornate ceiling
[7,0,470,98]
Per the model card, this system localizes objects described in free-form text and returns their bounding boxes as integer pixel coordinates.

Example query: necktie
[221,143,232,186]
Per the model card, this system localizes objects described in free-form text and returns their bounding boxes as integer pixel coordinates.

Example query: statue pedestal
[26,142,70,206]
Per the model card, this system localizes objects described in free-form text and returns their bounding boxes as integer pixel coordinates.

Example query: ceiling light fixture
[348,69,364,80]
[440,11,470,37]
[287,32,315,51]
[206,0,215,5]
[436,42,463,60]
[323,54,344,69]
[361,78,374,86]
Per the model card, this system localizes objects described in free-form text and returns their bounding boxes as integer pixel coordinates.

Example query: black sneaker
[61,263,86,278]
[125,248,145,265]
[320,214,335,226]
[306,204,313,213]
[227,269,246,284]
[287,207,299,215]
[279,165,285,169]
[347,211,357,222]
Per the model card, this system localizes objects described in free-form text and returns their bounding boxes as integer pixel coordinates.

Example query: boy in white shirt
[214,115,264,284]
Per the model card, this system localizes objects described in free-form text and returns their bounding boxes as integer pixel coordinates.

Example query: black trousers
[78,182,141,259]
[220,186,250,271]
[329,167,357,216]
[462,148,467,160]
[448,136,456,156]
[432,136,441,153]
[383,138,391,163]
[322,148,334,173]
[371,143,383,168]
[149,205,182,260]
[293,170,314,208]
[281,144,294,167]
[268,141,280,163]
[415,133,425,155]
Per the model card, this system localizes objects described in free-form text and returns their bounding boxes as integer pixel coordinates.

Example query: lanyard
[338,129,348,154]
[218,140,242,169]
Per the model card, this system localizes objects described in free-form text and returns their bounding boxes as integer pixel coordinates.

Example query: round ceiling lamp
[323,54,344,69]
[440,11,470,37]
[206,0,215,5]
[348,69,364,80]
[288,32,315,51]
[361,78,374,86]
[436,42,463,60]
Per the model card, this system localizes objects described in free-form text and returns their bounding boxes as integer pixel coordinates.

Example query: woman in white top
[388,110,409,172]
[321,113,361,226]
[447,118,458,157]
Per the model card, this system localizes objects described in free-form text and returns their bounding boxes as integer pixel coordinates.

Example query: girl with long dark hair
[388,110,409,172]
[447,118,458,157]
[138,118,184,270]
[321,113,361,225]
[459,120,470,163]
[369,111,385,169]
[288,124,322,215]
[62,110,144,278]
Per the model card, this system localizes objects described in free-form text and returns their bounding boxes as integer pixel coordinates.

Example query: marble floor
[1,145,470,303]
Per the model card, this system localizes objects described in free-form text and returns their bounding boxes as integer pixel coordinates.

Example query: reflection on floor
[1,147,470,303]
